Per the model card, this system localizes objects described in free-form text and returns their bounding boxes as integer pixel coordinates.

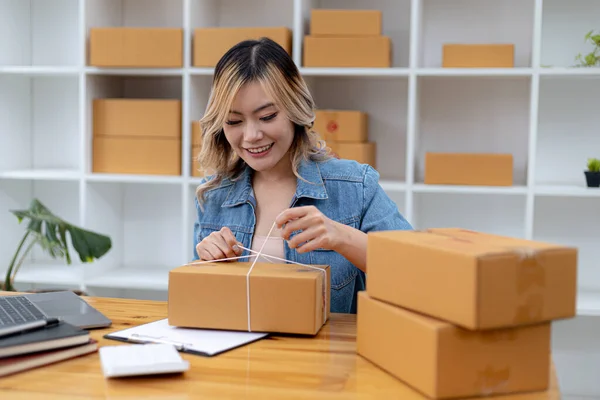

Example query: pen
[0,317,61,339]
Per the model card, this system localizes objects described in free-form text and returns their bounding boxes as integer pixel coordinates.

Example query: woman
[192,37,412,314]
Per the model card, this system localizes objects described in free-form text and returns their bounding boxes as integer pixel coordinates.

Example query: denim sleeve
[192,196,202,261]
[360,165,413,232]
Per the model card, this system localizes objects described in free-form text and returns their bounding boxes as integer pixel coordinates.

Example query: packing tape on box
[475,365,510,396]
[188,219,328,332]
[423,230,547,325]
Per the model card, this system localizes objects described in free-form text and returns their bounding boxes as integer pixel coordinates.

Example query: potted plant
[575,30,600,67]
[1,199,112,292]
[585,158,600,188]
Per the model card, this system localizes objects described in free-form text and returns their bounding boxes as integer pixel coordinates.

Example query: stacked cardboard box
[193,27,292,67]
[314,110,376,168]
[442,44,515,68]
[89,28,183,67]
[303,9,391,68]
[92,99,182,175]
[358,228,578,399]
[424,152,514,186]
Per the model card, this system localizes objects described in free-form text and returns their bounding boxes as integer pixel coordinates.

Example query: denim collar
[221,158,328,207]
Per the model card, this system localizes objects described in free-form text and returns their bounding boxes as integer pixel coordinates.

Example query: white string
[189,220,328,333]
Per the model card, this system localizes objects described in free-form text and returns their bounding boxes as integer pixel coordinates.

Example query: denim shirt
[192,157,413,314]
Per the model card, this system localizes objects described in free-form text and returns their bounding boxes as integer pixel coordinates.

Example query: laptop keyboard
[0,296,46,326]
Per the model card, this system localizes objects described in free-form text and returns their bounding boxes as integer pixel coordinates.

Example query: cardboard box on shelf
[93,99,181,138]
[366,229,577,330]
[92,99,182,175]
[314,110,368,142]
[329,142,376,167]
[303,36,391,68]
[92,136,181,176]
[310,9,382,37]
[424,152,514,186]
[193,27,292,67]
[357,291,551,399]
[168,262,331,335]
[89,27,183,68]
[442,44,515,68]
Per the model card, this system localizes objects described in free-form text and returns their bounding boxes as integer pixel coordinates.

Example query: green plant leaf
[587,158,600,172]
[9,199,111,264]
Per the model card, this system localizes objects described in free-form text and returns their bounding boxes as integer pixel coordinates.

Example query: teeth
[247,144,272,154]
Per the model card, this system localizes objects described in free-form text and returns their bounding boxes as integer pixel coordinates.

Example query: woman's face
[223,81,295,174]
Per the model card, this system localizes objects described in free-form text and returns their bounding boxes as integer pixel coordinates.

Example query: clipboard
[103,319,269,357]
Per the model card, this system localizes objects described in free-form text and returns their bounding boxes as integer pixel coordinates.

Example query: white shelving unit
[1,0,599,314]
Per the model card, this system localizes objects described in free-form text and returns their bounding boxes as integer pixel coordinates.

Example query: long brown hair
[195,37,331,203]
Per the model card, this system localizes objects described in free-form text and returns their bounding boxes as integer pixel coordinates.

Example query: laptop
[0,291,112,331]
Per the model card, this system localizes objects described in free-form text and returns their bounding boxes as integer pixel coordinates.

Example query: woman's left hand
[275,206,343,253]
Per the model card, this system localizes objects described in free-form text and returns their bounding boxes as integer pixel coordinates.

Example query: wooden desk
[0,295,560,399]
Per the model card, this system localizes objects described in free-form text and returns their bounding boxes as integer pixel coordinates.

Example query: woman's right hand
[196,227,243,261]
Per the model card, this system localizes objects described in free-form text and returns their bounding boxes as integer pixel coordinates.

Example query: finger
[198,246,216,261]
[288,226,325,250]
[213,232,238,259]
[280,217,308,240]
[220,227,242,255]
[275,206,313,228]
[204,241,227,260]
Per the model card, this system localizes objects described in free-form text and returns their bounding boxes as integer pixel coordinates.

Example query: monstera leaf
[2,199,112,291]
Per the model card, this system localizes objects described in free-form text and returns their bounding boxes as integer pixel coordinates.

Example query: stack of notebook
[0,319,98,377]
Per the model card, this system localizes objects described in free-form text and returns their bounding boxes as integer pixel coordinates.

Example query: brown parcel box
[366,230,577,330]
[93,136,181,175]
[89,28,183,67]
[310,9,382,37]
[357,292,551,399]
[168,262,331,335]
[303,36,391,68]
[93,99,181,139]
[314,110,368,142]
[329,142,376,168]
[442,44,514,68]
[193,27,292,67]
[425,152,513,186]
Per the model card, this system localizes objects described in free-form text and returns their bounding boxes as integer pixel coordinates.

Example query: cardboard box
[168,262,331,335]
[329,142,376,167]
[303,36,391,68]
[442,44,514,68]
[357,292,551,399]
[366,230,577,330]
[314,110,368,142]
[424,152,513,186]
[310,9,381,37]
[193,27,292,67]
[93,99,181,138]
[92,136,181,175]
[89,28,183,67]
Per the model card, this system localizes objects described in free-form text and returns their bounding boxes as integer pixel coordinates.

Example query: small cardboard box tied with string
[168,223,331,336]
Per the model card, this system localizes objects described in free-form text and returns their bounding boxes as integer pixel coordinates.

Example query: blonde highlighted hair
[195,37,331,203]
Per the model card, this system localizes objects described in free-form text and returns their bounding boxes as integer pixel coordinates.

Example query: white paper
[105,319,268,357]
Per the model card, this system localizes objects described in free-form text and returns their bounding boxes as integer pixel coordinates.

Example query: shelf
[85,67,183,76]
[412,184,528,195]
[535,185,600,197]
[540,68,600,77]
[0,169,81,181]
[300,68,409,77]
[416,68,533,77]
[86,174,183,185]
[0,66,80,76]
[13,263,83,287]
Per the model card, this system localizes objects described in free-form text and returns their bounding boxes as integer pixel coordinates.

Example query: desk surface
[0,295,560,399]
